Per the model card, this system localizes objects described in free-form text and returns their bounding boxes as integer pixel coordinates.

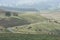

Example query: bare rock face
[0,17,31,27]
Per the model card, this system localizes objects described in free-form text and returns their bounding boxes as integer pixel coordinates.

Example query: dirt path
[7,21,48,33]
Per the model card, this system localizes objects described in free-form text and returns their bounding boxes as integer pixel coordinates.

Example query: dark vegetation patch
[0,17,31,27]
[27,26,32,29]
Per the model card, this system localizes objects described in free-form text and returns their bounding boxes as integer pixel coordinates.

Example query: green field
[0,33,60,40]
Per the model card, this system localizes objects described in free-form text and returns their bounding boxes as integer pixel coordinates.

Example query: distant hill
[0,6,39,12]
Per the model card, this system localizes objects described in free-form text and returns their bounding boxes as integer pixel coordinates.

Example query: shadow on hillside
[0,17,31,27]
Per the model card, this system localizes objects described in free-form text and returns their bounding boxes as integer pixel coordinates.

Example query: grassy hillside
[18,13,48,23]
[0,13,60,40]
[6,13,60,35]
[0,13,60,34]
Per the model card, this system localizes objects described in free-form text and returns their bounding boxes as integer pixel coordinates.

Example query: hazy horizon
[0,0,60,11]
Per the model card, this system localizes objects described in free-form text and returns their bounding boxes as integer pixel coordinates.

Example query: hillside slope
[6,13,60,35]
